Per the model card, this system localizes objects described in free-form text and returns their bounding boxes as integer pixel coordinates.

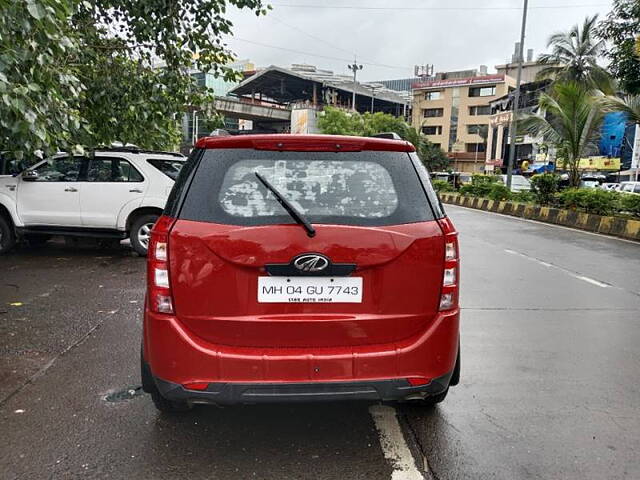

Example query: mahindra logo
[293,254,330,272]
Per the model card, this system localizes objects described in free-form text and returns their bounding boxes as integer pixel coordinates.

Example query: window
[34,157,84,182]
[87,158,144,182]
[147,159,185,180]
[179,150,435,227]
[467,124,488,135]
[422,126,443,135]
[424,91,442,100]
[469,85,496,97]
[0,156,26,176]
[423,108,444,118]
[465,143,486,153]
[469,105,491,116]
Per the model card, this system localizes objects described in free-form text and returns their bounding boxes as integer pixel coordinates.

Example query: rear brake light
[438,218,459,312]
[407,377,431,386]
[147,216,176,314]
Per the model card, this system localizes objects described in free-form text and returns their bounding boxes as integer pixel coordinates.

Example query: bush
[530,173,559,205]
[511,191,535,203]
[557,188,620,216]
[619,194,640,217]
[487,183,511,201]
[432,179,453,193]
[458,174,500,196]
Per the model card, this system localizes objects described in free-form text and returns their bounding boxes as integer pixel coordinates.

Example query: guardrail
[439,193,640,242]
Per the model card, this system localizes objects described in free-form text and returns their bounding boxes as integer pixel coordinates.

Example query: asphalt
[1,207,639,479]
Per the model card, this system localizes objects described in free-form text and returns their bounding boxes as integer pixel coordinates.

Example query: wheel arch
[125,207,164,233]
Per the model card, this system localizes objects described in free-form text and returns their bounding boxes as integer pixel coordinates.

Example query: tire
[421,388,449,406]
[0,215,16,254]
[140,348,191,413]
[450,344,460,386]
[25,234,51,247]
[130,213,159,256]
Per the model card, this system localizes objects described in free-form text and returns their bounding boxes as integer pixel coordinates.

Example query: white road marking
[369,405,425,480]
[575,275,610,288]
[504,249,611,288]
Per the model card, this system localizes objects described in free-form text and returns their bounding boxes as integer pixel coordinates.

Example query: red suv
[141,134,460,412]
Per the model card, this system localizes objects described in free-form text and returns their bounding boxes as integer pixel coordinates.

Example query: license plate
[258,277,363,303]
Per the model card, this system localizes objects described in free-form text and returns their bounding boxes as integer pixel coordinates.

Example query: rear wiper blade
[255,172,316,238]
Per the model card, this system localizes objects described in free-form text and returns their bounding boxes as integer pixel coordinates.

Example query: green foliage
[597,0,640,94]
[511,191,535,203]
[0,0,268,157]
[520,82,603,187]
[317,107,450,171]
[432,179,453,193]
[557,188,619,216]
[317,107,364,136]
[537,15,610,90]
[530,173,560,205]
[487,183,511,201]
[619,193,640,217]
[0,0,84,158]
[458,175,500,197]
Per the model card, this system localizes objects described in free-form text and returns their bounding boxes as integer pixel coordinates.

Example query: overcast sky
[224,0,614,82]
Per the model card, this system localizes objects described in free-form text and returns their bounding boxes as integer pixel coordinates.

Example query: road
[1,206,639,480]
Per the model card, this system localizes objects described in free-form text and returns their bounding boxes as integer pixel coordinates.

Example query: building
[494,44,552,84]
[412,71,516,173]
[485,80,551,172]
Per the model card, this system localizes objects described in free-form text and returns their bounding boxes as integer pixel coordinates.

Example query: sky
[224,0,615,82]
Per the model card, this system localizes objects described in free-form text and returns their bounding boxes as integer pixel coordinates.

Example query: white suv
[0,148,185,255]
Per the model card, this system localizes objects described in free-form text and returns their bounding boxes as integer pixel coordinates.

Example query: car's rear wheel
[130,214,159,256]
[140,348,191,413]
[0,215,16,254]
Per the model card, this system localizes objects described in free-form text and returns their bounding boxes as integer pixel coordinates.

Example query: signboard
[490,112,511,127]
[485,158,504,167]
[575,156,621,171]
[632,124,640,170]
[412,74,505,90]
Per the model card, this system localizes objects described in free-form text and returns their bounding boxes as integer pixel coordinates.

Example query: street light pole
[506,0,529,189]
[348,59,363,112]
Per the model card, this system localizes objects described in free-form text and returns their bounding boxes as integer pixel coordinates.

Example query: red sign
[412,74,505,90]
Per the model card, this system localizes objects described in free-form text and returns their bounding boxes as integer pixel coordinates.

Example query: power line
[270,2,608,11]
[268,14,408,70]
[232,37,412,72]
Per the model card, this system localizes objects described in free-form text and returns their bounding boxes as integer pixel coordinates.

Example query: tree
[317,107,450,171]
[0,0,268,158]
[520,82,604,187]
[0,0,84,159]
[537,16,610,89]
[597,0,640,95]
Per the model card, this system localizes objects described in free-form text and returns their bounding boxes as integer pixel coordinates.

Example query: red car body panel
[142,134,459,402]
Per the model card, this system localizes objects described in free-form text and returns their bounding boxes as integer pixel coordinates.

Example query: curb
[439,193,640,242]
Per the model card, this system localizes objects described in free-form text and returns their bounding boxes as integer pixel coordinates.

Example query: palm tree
[602,94,640,124]
[520,82,604,187]
[537,16,610,89]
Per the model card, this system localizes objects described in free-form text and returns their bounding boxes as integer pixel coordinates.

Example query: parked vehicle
[499,174,531,192]
[141,134,461,412]
[0,148,185,255]
[619,181,640,195]
[599,182,620,191]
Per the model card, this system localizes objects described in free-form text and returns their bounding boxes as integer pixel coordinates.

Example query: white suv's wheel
[0,216,16,254]
[130,214,159,256]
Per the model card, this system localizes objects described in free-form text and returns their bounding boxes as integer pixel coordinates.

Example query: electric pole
[506,0,529,189]
[348,59,363,112]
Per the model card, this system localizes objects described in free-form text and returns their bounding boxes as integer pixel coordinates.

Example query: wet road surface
[1,206,639,479]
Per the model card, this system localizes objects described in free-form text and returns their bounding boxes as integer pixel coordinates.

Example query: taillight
[438,217,459,312]
[147,215,176,314]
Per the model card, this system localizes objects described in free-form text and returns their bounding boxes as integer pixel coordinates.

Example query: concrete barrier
[439,193,640,242]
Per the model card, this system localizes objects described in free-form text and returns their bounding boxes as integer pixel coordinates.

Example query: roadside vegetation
[434,174,640,218]
[317,107,450,171]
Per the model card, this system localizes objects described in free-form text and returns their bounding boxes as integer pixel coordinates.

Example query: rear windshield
[178,149,435,226]
[147,158,185,180]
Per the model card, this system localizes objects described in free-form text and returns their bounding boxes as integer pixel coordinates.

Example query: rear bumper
[143,308,459,395]
[152,371,453,405]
